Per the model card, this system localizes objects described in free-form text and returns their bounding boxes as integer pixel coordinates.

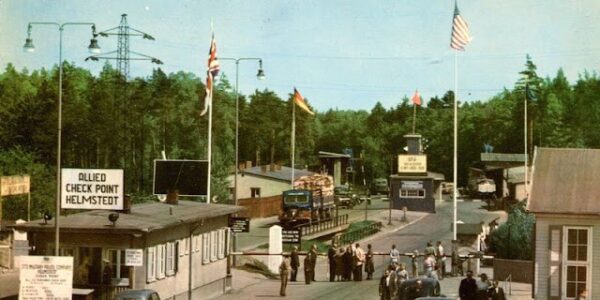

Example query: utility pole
[86,14,162,193]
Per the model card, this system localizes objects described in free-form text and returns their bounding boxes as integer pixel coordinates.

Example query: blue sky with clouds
[1,0,600,111]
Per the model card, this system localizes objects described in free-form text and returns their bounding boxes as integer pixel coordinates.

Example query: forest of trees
[1,55,600,221]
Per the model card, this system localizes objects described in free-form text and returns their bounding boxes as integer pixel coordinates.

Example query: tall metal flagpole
[453,52,458,241]
[207,84,213,204]
[291,97,296,188]
[524,83,528,198]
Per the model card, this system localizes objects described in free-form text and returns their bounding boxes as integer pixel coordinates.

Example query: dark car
[398,278,441,300]
[334,186,358,208]
[371,178,390,195]
[114,289,160,300]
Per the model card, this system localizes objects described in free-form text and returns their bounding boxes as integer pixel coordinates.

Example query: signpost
[0,175,31,228]
[229,217,250,233]
[282,229,302,244]
[397,155,427,174]
[61,168,123,210]
[125,249,144,267]
[19,256,73,300]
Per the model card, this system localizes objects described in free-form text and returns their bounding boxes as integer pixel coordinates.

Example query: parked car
[398,278,441,300]
[441,182,454,194]
[371,178,389,195]
[334,185,358,208]
[114,289,160,300]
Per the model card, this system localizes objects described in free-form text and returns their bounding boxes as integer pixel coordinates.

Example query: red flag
[293,88,315,115]
[412,90,422,106]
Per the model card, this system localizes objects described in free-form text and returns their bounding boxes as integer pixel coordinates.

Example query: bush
[489,202,535,260]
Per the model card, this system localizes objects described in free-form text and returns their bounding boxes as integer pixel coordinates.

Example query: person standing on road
[343,245,353,281]
[365,244,375,280]
[458,270,477,300]
[435,241,445,280]
[353,243,365,281]
[309,244,318,281]
[379,269,391,300]
[290,246,300,282]
[425,241,436,257]
[476,273,491,300]
[487,279,506,300]
[389,244,400,266]
[335,247,345,281]
[411,250,419,278]
[279,255,290,297]
[388,264,400,300]
[303,253,312,285]
[423,253,436,279]
[327,243,337,282]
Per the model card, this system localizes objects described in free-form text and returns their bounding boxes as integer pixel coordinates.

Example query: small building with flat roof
[528,147,600,299]
[13,201,242,300]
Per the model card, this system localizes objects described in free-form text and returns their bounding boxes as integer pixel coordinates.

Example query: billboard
[61,168,123,210]
[153,160,208,196]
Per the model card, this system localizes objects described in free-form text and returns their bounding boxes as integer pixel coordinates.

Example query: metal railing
[333,221,382,247]
[295,214,349,236]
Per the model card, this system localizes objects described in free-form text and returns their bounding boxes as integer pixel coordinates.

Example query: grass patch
[347,220,377,231]
[237,258,279,279]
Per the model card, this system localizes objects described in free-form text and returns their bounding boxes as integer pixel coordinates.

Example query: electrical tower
[85,14,162,193]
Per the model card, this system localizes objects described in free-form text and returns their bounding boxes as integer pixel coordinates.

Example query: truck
[279,174,335,228]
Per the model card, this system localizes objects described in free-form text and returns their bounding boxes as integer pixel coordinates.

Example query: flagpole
[291,97,296,189]
[206,81,213,204]
[524,82,528,198]
[412,104,417,134]
[453,51,458,241]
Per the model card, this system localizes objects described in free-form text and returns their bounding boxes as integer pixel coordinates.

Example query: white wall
[228,174,291,199]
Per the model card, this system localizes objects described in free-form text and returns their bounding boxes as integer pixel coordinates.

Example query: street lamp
[219,58,265,207]
[24,21,101,256]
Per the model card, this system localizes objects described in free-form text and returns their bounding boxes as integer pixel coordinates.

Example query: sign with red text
[19,256,73,300]
[61,168,123,210]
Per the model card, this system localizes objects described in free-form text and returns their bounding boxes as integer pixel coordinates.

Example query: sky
[1,0,600,112]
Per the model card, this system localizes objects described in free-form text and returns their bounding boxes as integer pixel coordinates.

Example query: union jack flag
[450,2,471,51]
[201,33,219,116]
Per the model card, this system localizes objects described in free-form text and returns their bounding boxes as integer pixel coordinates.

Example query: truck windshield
[284,194,309,204]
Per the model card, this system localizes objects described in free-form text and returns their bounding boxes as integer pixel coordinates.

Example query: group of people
[378,262,410,300]
[459,271,506,300]
[328,242,375,282]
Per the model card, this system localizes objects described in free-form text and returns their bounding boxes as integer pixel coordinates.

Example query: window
[146,247,156,282]
[218,229,225,259]
[210,231,218,262]
[251,187,261,198]
[400,189,426,198]
[193,234,201,253]
[156,244,165,279]
[202,233,210,264]
[224,228,231,256]
[105,249,130,284]
[166,242,176,276]
[563,227,591,299]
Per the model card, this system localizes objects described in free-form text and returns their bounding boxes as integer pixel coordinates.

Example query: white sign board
[19,256,73,300]
[1,175,30,196]
[401,181,423,189]
[125,249,144,266]
[398,155,427,173]
[61,168,123,210]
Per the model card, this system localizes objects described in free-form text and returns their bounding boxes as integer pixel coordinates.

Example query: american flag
[411,89,422,106]
[201,33,220,116]
[450,2,471,51]
[293,88,315,115]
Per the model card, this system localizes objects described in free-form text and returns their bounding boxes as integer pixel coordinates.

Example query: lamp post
[24,22,101,256]
[218,58,265,207]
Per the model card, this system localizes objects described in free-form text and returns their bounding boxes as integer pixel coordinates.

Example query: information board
[229,217,250,233]
[398,155,427,174]
[125,249,144,266]
[1,175,30,196]
[282,229,302,244]
[19,256,73,300]
[61,168,123,210]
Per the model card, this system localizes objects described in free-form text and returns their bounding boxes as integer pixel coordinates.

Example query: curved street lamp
[24,21,100,256]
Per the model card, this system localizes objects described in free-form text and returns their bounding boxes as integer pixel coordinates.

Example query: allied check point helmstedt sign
[61,168,123,210]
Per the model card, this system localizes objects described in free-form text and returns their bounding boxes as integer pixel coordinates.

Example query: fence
[296,214,349,236]
[237,195,282,218]
[333,221,382,247]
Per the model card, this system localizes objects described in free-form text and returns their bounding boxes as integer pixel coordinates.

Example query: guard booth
[389,134,444,213]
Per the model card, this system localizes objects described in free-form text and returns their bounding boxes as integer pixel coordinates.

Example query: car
[334,185,357,208]
[441,182,454,194]
[371,178,390,195]
[398,278,441,300]
[114,289,160,300]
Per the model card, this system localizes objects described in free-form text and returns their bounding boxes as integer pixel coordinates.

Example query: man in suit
[290,246,300,281]
[309,244,318,281]
[327,243,337,282]
[459,270,477,300]
[279,256,290,296]
[488,279,506,300]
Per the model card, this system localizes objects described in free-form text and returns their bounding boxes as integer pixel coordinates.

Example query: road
[216,199,506,300]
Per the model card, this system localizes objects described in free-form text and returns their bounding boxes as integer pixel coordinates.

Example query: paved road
[216,200,507,300]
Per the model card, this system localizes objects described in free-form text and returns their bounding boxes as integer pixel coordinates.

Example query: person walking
[290,246,300,282]
[458,270,477,300]
[365,244,375,280]
[343,245,353,281]
[436,241,445,280]
[487,279,506,300]
[303,253,312,285]
[328,243,337,282]
[279,256,290,297]
[353,243,365,281]
[379,269,391,300]
[411,250,419,278]
[389,244,400,266]
[309,244,318,282]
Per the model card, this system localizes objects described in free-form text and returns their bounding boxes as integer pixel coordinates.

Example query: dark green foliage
[489,202,535,260]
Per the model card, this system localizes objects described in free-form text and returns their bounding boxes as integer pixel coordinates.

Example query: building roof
[12,201,243,234]
[390,171,445,181]
[242,165,314,182]
[318,151,351,159]
[528,148,600,215]
[481,153,526,163]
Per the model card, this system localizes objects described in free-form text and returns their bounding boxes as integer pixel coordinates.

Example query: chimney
[166,189,179,205]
